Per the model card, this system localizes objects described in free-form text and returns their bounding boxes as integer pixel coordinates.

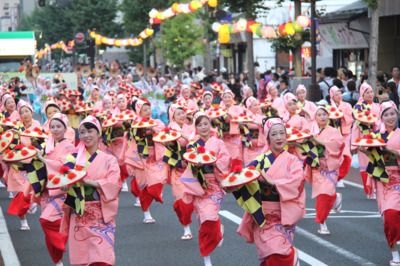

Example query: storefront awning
[319,22,368,50]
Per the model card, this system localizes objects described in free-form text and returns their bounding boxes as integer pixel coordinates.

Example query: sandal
[317,228,331,235]
[143,218,156,224]
[181,233,193,240]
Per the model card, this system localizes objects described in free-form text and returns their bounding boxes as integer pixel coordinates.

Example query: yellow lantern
[172,3,180,14]
[189,0,202,11]
[95,36,102,46]
[218,24,230,44]
[208,0,218,8]
[114,40,121,46]
[285,22,295,36]
[101,37,107,44]
[89,31,96,38]
[145,28,154,37]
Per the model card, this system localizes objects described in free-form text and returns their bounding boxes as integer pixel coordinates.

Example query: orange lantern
[172,3,180,14]
[278,24,287,36]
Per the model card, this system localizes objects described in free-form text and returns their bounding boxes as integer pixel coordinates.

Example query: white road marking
[343,180,364,189]
[296,227,376,265]
[0,207,20,266]
[303,215,381,219]
[219,210,329,266]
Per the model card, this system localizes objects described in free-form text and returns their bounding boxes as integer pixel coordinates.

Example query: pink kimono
[284,114,309,132]
[242,113,267,166]
[126,119,168,211]
[305,126,344,224]
[40,139,75,263]
[237,150,305,263]
[375,128,400,247]
[167,121,194,226]
[63,150,121,266]
[179,136,231,256]
[223,105,244,160]
[298,100,317,122]
[351,101,380,195]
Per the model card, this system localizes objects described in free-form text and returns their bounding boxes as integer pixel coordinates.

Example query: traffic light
[38,0,45,7]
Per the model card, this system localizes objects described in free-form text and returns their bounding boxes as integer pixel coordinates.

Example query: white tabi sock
[144,211,152,220]
[183,225,191,235]
[392,251,400,262]
[203,256,212,266]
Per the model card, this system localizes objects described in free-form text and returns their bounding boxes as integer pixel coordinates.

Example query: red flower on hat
[330,107,336,112]
[197,146,206,153]
[364,134,372,139]
[365,110,370,115]
[378,138,385,143]
[14,144,24,150]
[163,127,171,133]
[5,132,11,138]
[48,174,55,181]
[366,139,373,144]
[59,165,70,174]
[188,153,196,160]
[6,151,14,159]
[75,165,84,171]
[160,135,167,140]
[21,149,28,156]
[52,177,60,185]
[28,146,35,150]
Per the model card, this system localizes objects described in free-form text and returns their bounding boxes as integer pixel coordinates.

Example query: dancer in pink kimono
[88,86,103,112]
[6,100,41,230]
[305,106,344,235]
[180,112,230,266]
[295,84,316,123]
[328,86,353,186]
[129,98,168,223]
[177,84,199,113]
[61,116,121,266]
[2,93,20,120]
[351,82,380,198]
[41,113,74,266]
[371,101,400,266]
[236,117,305,266]
[242,96,267,165]
[266,82,284,117]
[200,91,213,111]
[220,89,244,160]
[282,93,309,131]
[166,104,194,239]
[42,101,76,145]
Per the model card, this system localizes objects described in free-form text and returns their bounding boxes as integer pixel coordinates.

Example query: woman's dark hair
[167,105,183,123]
[50,118,66,129]
[386,82,400,107]
[80,122,99,134]
[131,98,150,112]
[194,114,210,126]
[45,103,61,114]
[332,78,344,89]
[347,80,356,92]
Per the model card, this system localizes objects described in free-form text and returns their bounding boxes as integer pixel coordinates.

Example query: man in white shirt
[388,66,400,96]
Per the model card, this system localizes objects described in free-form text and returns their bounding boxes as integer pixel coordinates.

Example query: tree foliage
[18,1,119,49]
[119,0,170,63]
[155,13,204,69]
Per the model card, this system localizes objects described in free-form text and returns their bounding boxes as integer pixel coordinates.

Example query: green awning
[0,31,34,39]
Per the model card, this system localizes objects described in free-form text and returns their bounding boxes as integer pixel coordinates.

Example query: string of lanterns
[213,15,311,44]
[88,28,154,47]
[149,0,218,25]
[35,40,74,59]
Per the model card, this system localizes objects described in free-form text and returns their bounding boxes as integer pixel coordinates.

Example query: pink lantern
[261,26,277,39]
[296,15,310,28]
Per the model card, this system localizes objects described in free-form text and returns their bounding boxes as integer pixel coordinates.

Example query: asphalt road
[0,171,390,266]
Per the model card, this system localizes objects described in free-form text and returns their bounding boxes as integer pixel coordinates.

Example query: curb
[0,207,20,266]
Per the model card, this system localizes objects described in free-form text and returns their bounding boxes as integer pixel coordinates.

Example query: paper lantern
[149,8,158,19]
[145,28,154,37]
[249,22,260,34]
[114,40,121,46]
[237,18,247,32]
[296,15,310,28]
[262,26,276,39]
[120,39,129,46]
[179,4,191,14]
[208,0,218,8]
[163,8,175,19]
[189,0,202,11]
[172,3,180,14]
[285,22,295,36]
[278,24,287,36]
[292,21,303,33]
[218,24,230,44]
[89,31,96,38]
[211,22,221,32]
[95,36,102,45]
[101,37,107,44]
